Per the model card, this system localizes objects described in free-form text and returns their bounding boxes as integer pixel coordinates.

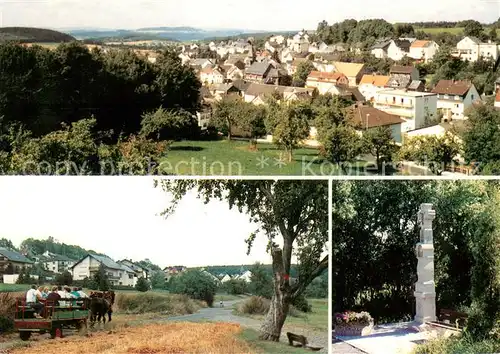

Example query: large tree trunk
[259,247,290,341]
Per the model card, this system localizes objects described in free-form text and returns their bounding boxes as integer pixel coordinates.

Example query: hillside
[0,27,75,43]
[19,237,109,261]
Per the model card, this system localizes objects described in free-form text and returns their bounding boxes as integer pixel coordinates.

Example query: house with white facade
[358,74,390,102]
[288,31,310,53]
[200,67,225,85]
[220,274,232,283]
[373,89,438,132]
[306,71,349,95]
[118,259,150,280]
[71,254,136,287]
[235,270,252,283]
[454,36,499,62]
[409,40,440,62]
[386,39,412,61]
[431,80,480,120]
[351,104,405,143]
[371,39,392,59]
[42,253,75,274]
[0,247,33,281]
[332,61,366,87]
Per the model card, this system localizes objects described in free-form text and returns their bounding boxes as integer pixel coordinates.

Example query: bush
[168,270,217,307]
[236,296,303,318]
[0,293,16,334]
[115,292,202,315]
[412,333,500,354]
[55,271,73,286]
[292,294,312,313]
[135,277,149,292]
[236,296,270,315]
[224,279,248,295]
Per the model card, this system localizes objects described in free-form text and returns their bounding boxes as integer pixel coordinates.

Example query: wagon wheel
[76,319,88,334]
[19,331,31,341]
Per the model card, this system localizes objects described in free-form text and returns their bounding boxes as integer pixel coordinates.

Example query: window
[129,274,133,279]
[456,104,459,108]
[471,94,474,100]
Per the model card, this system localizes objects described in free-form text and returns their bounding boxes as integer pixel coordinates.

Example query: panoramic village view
[0,3,499,175]
[0,178,329,353]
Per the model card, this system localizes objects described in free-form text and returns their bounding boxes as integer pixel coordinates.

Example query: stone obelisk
[414,203,437,324]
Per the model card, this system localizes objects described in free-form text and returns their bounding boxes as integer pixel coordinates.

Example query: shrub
[135,277,149,292]
[168,270,217,307]
[55,271,73,286]
[224,279,248,295]
[115,292,202,315]
[0,292,16,334]
[334,311,373,326]
[412,333,500,354]
[236,296,270,315]
[292,294,312,313]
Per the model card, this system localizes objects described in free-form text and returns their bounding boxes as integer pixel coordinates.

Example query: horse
[88,291,114,327]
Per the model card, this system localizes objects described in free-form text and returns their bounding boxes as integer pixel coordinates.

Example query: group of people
[25,284,89,318]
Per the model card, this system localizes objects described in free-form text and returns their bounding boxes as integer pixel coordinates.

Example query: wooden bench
[439,309,468,328]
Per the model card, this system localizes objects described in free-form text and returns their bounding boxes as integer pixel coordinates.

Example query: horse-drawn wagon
[14,297,90,340]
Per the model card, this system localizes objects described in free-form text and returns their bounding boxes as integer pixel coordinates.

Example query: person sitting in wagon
[25,284,44,318]
[70,287,80,298]
[57,286,67,306]
[45,286,61,317]
[77,287,88,298]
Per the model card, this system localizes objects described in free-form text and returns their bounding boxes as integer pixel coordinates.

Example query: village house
[269,35,286,45]
[370,39,392,59]
[71,254,136,287]
[164,266,186,281]
[431,80,480,120]
[373,89,438,132]
[118,259,150,280]
[495,77,500,109]
[454,36,500,62]
[387,65,420,89]
[189,58,215,71]
[305,71,349,95]
[351,104,405,143]
[41,252,75,274]
[386,39,412,61]
[244,62,274,83]
[178,52,191,65]
[332,61,366,87]
[358,74,391,102]
[407,80,426,92]
[288,58,309,75]
[243,83,313,105]
[234,270,252,283]
[200,67,225,86]
[409,40,440,62]
[0,247,33,280]
[220,274,232,283]
[212,83,241,100]
[288,31,310,53]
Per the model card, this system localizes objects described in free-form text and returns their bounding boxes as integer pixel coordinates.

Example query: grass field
[240,329,313,354]
[236,298,328,333]
[9,323,254,354]
[416,27,500,36]
[161,140,368,176]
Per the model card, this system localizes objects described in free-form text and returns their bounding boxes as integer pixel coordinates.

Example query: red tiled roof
[431,80,472,96]
[307,71,347,82]
[351,105,405,129]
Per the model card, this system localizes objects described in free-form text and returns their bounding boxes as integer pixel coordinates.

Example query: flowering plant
[334,311,372,326]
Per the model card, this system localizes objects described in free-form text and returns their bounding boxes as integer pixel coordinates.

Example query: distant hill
[0,27,75,43]
[66,27,283,43]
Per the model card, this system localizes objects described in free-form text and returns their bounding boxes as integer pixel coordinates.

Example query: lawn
[239,328,313,354]
[235,298,328,333]
[416,27,500,36]
[160,139,368,176]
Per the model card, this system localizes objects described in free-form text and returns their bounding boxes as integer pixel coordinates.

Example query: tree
[315,101,362,171]
[156,180,328,341]
[0,238,16,251]
[93,264,111,291]
[462,104,500,174]
[16,267,33,284]
[463,20,484,38]
[395,23,415,37]
[268,102,311,162]
[224,279,248,295]
[488,27,498,42]
[135,277,149,292]
[140,107,199,141]
[168,269,218,307]
[55,271,73,286]
[292,61,315,87]
[150,271,166,289]
[249,262,273,299]
[362,126,398,174]
[210,96,241,140]
[399,132,461,175]
[238,103,267,148]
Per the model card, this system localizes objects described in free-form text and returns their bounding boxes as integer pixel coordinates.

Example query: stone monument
[414,203,437,324]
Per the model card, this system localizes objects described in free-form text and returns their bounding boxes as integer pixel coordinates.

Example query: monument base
[414,291,436,323]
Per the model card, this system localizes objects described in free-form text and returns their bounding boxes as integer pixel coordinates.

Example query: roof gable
[360,74,390,86]
[431,80,472,96]
[351,105,405,128]
[0,247,33,263]
[332,61,365,77]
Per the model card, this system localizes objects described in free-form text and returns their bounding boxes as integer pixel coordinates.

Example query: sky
[0,0,498,31]
[0,177,273,268]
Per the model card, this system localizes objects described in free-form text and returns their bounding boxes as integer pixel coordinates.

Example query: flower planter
[334,322,373,337]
